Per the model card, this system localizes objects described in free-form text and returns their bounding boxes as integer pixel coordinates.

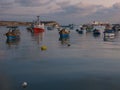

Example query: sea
[0,26,120,90]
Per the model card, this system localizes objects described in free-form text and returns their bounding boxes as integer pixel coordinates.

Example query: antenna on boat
[37,16,40,24]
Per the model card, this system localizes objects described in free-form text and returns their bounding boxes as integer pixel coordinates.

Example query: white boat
[104,29,115,37]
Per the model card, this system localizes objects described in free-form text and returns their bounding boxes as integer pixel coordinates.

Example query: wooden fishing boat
[59,29,70,40]
[6,37,20,46]
[5,26,20,40]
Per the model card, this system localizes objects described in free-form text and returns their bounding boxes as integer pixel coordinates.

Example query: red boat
[32,16,45,33]
[33,25,44,33]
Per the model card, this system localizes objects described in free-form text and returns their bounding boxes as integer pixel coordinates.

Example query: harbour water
[1,26,120,90]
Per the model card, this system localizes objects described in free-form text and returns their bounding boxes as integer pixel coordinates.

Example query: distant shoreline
[0,21,60,26]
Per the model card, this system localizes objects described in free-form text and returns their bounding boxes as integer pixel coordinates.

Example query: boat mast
[37,16,40,25]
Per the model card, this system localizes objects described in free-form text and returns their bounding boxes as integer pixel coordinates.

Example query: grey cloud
[15,0,53,7]
[44,2,120,24]
[55,0,70,7]
[0,0,15,13]
[0,0,14,8]
[112,3,120,9]
[1,0,120,24]
[52,2,104,17]
[61,5,80,14]
[84,2,120,23]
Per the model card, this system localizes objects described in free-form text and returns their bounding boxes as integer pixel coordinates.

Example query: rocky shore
[0,21,60,26]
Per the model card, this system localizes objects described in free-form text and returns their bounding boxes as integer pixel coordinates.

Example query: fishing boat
[59,29,70,40]
[76,29,83,34]
[104,29,115,38]
[32,16,45,33]
[93,29,101,35]
[47,26,53,30]
[6,37,20,46]
[5,26,20,40]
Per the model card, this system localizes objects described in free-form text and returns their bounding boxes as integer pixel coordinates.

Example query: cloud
[51,2,102,16]
[0,0,120,24]
[112,2,120,9]
[15,0,53,7]
[0,0,14,8]
[87,2,120,23]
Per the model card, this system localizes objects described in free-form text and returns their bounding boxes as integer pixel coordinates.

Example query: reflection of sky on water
[1,26,120,90]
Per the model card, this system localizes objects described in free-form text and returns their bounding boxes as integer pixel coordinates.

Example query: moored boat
[47,26,53,30]
[104,29,115,37]
[33,16,45,33]
[6,37,20,46]
[59,29,70,40]
[93,29,101,35]
[5,26,20,40]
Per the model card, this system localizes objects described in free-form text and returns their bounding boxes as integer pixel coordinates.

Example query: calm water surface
[0,26,120,90]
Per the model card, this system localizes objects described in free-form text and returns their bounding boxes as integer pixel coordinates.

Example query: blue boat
[6,37,20,46]
[93,29,101,35]
[6,35,17,40]
[5,26,20,40]
[60,33,69,39]
[59,29,70,40]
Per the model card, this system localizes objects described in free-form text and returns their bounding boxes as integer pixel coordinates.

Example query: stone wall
[0,21,60,26]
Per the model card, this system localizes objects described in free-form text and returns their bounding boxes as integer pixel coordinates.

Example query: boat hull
[93,29,100,35]
[6,37,20,45]
[59,33,69,40]
[7,35,20,40]
[104,33,115,37]
[33,28,44,33]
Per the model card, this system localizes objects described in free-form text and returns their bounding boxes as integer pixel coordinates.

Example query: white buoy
[22,82,28,88]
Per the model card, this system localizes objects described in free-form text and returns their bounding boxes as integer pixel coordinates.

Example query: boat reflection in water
[93,33,101,38]
[6,38,20,48]
[60,38,70,46]
[103,35,116,42]
[103,32,117,42]
[31,32,44,45]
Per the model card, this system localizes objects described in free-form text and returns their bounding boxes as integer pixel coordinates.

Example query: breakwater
[0,21,59,26]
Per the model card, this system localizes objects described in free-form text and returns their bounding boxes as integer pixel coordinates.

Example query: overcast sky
[0,0,120,24]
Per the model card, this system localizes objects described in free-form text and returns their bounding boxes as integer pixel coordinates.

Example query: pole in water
[37,16,40,24]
